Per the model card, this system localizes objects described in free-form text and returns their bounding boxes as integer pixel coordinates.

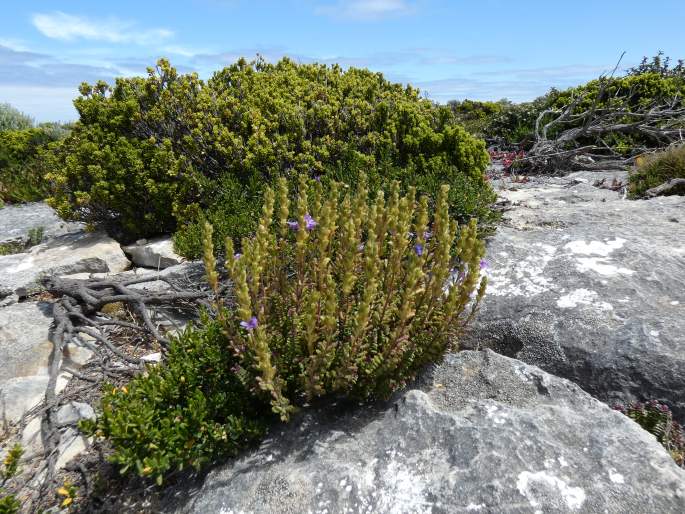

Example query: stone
[0,373,68,424]
[465,171,685,421]
[55,401,96,426]
[123,236,183,270]
[166,351,685,513]
[55,427,89,470]
[0,230,130,301]
[0,302,53,382]
[21,416,44,459]
[0,201,83,245]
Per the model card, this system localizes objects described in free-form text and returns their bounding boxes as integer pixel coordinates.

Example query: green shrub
[80,317,271,484]
[0,495,20,514]
[628,145,685,198]
[614,400,684,467]
[0,127,68,203]
[47,57,493,252]
[0,444,23,514]
[203,174,487,420]
[0,104,33,132]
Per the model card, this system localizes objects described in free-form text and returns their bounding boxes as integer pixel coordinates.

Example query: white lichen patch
[574,257,635,277]
[650,330,660,337]
[487,243,556,297]
[466,503,485,511]
[564,238,626,257]
[557,289,613,311]
[608,469,625,484]
[516,471,586,510]
[563,238,635,277]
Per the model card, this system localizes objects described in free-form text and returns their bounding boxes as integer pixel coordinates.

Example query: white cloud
[31,11,173,45]
[316,0,414,20]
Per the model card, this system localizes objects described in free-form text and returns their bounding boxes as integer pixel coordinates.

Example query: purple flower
[480,259,489,270]
[423,231,433,240]
[304,213,318,231]
[414,243,424,257]
[358,243,365,251]
[234,253,242,260]
[240,316,258,331]
[286,220,299,231]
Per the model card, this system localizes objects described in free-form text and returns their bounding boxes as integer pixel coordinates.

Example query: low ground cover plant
[628,144,685,198]
[85,175,487,482]
[615,400,685,466]
[80,317,271,485]
[46,57,494,255]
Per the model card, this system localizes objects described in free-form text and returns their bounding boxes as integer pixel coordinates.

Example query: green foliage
[628,145,685,198]
[203,174,487,420]
[0,495,20,514]
[80,317,271,484]
[0,104,33,132]
[1,445,22,481]
[0,226,44,256]
[0,444,23,514]
[0,127,68,203]
[47,57,493,251]
[448,99,506,137]
[615,400,685,467]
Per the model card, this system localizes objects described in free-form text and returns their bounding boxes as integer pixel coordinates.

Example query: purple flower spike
[304,213,318,231]
[234,253,242,260]
[423,231,433,240]
[240,316,258,331]
[414,243,424,257]
[358,243,365,251]
[286,220,299,231]
[480,259,489,270]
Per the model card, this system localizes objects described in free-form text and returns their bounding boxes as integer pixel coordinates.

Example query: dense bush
[0,125,69,203]
[47,57,494,254]
[0,104,32,132]
[203,175,487,419]
[628,145,685,198]
[80,317,271,484]
[614,400,684,467]
[86,176,487,483]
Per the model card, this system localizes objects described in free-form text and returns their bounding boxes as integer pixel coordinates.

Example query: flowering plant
[614,400,685,467]
[203,174,487,420]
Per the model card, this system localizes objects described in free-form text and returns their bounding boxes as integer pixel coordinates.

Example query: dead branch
[644,178,685,197]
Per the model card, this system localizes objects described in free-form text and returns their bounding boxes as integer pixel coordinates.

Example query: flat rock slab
[0,301,93,423]
[0,201,83,244]
[167,351,685,513]
[0,230,130,301]
[465,171,685,420]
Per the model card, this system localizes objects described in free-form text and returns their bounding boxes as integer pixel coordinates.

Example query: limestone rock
[123,237,183,270]
[167,351,685,513]
[0,231,130,301]
[465,171,685,421]
[0,201,83,245]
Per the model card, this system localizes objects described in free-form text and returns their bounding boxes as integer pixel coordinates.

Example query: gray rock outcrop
[168,350,685,514]
[465,171,685,421]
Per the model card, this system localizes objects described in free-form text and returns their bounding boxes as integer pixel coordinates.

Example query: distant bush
[203,175,487,419]
[0,126,69,203]
[80,317,271,484]
[0,103,33,132]
[628,145,685,198]
[614,400,684,467]
[47,57,494,254]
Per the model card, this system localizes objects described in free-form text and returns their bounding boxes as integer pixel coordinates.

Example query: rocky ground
[1,168,684,512]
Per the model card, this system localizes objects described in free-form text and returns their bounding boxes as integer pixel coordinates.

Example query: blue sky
[2,0,684,122]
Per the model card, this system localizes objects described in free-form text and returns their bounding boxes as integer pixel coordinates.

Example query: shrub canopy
[47,57,493,253]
